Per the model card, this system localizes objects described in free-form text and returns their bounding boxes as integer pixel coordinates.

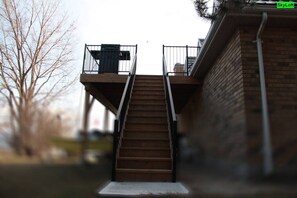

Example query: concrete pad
[98,182,189,196]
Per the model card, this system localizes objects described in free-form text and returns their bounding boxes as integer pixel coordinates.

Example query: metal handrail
[111,54,137,181]
[163,55,177,182]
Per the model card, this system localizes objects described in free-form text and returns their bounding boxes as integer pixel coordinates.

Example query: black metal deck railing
[82,44,137,74]
[111,55,137,181]
[163,45,200,76]
[163,55,177,182]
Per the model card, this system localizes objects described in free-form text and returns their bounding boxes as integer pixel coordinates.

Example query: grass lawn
[50,137,112,156]
[0,155,111,198]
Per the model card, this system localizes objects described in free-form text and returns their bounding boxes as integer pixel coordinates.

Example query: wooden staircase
[116,75,172,181]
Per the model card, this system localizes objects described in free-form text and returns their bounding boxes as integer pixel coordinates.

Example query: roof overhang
[191,5,297,78]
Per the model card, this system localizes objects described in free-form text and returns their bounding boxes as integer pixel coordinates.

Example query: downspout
[256,12,273,175]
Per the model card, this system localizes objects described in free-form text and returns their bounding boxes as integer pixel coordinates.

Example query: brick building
[179,4,297,177]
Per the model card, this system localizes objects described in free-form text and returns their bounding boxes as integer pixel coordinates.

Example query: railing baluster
[82,44,137,74]
[186,45,189,76]
[162,45,199,76]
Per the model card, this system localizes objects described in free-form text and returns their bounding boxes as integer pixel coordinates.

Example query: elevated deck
[169,76,202,113]
[80,74,202,114]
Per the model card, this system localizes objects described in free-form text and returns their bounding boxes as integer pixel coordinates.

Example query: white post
[103,107,109,132]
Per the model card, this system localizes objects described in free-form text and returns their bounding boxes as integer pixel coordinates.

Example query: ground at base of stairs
[98,182,189,197]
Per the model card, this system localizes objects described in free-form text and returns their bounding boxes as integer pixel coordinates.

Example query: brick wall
[179,30,248,174]
[241,27,297,173]
[180,26,297,177]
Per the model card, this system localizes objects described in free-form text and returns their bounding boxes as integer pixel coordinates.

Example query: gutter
[191,7,297,78]
[191,12,226,77]
[256,12,273,175]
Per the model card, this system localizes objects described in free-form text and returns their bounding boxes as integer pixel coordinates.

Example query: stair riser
[116,172,171,182]
[135,76,163,80]
[134,78,163,82]
[131,98,165,102]
[126,117,167,124]
[122,140,169,148]
[125,124,168,131]
[119,149,170,158]
[135,76,163,79]
[134,84,163,89]
[130,101,165,106]
[134,82,164,90]
[117,160,171,169]
[128,111,167,118]
[132,92,165,97]
[133,87,164,91]
[129,105,166,111]
[132,95,165,100]
[124,132,168,139]
[133,90,164,94]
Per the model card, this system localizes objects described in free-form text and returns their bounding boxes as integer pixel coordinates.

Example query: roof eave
[191,6,297,79]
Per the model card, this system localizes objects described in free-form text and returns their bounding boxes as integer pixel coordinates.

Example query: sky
[55,0,212,134]
[59,0,212,133]
[64,0,211,73]
[0,0,212,147]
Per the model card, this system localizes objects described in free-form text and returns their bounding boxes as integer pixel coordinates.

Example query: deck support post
[103,107,109,132]
[81,90,95,164]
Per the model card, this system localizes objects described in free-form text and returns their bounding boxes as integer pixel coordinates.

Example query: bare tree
[0,0,76,155]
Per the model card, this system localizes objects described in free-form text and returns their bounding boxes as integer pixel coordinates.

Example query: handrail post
[172,121,177,182]
[186,45,189,76]
[111,120,118,181]
[82,44,87,73]
[135,45,138,68]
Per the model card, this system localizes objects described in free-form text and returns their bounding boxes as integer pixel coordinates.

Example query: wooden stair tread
[115,75,173,181]
[134,83,163,86]
[126,118,167,122]
[133,86,163,90]
[132,91,163,94]
[129,102,165,105]
[126,121,167,124]
[118,157,171,161]
[130,103,165,106]
[123,137,169,141]
[128,108,166,112]
[125,128,168,132]
[121,147,170,151]
[127,113,167,118]
[125,122,168,126]
[129,106,166,111]
[127,115,167,118]
[116,169,171,173]
[131,96,165,101]
[124,124,168,131]
[130,101,165,105]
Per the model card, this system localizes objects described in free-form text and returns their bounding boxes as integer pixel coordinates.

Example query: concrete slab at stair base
[98,182,189,196]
